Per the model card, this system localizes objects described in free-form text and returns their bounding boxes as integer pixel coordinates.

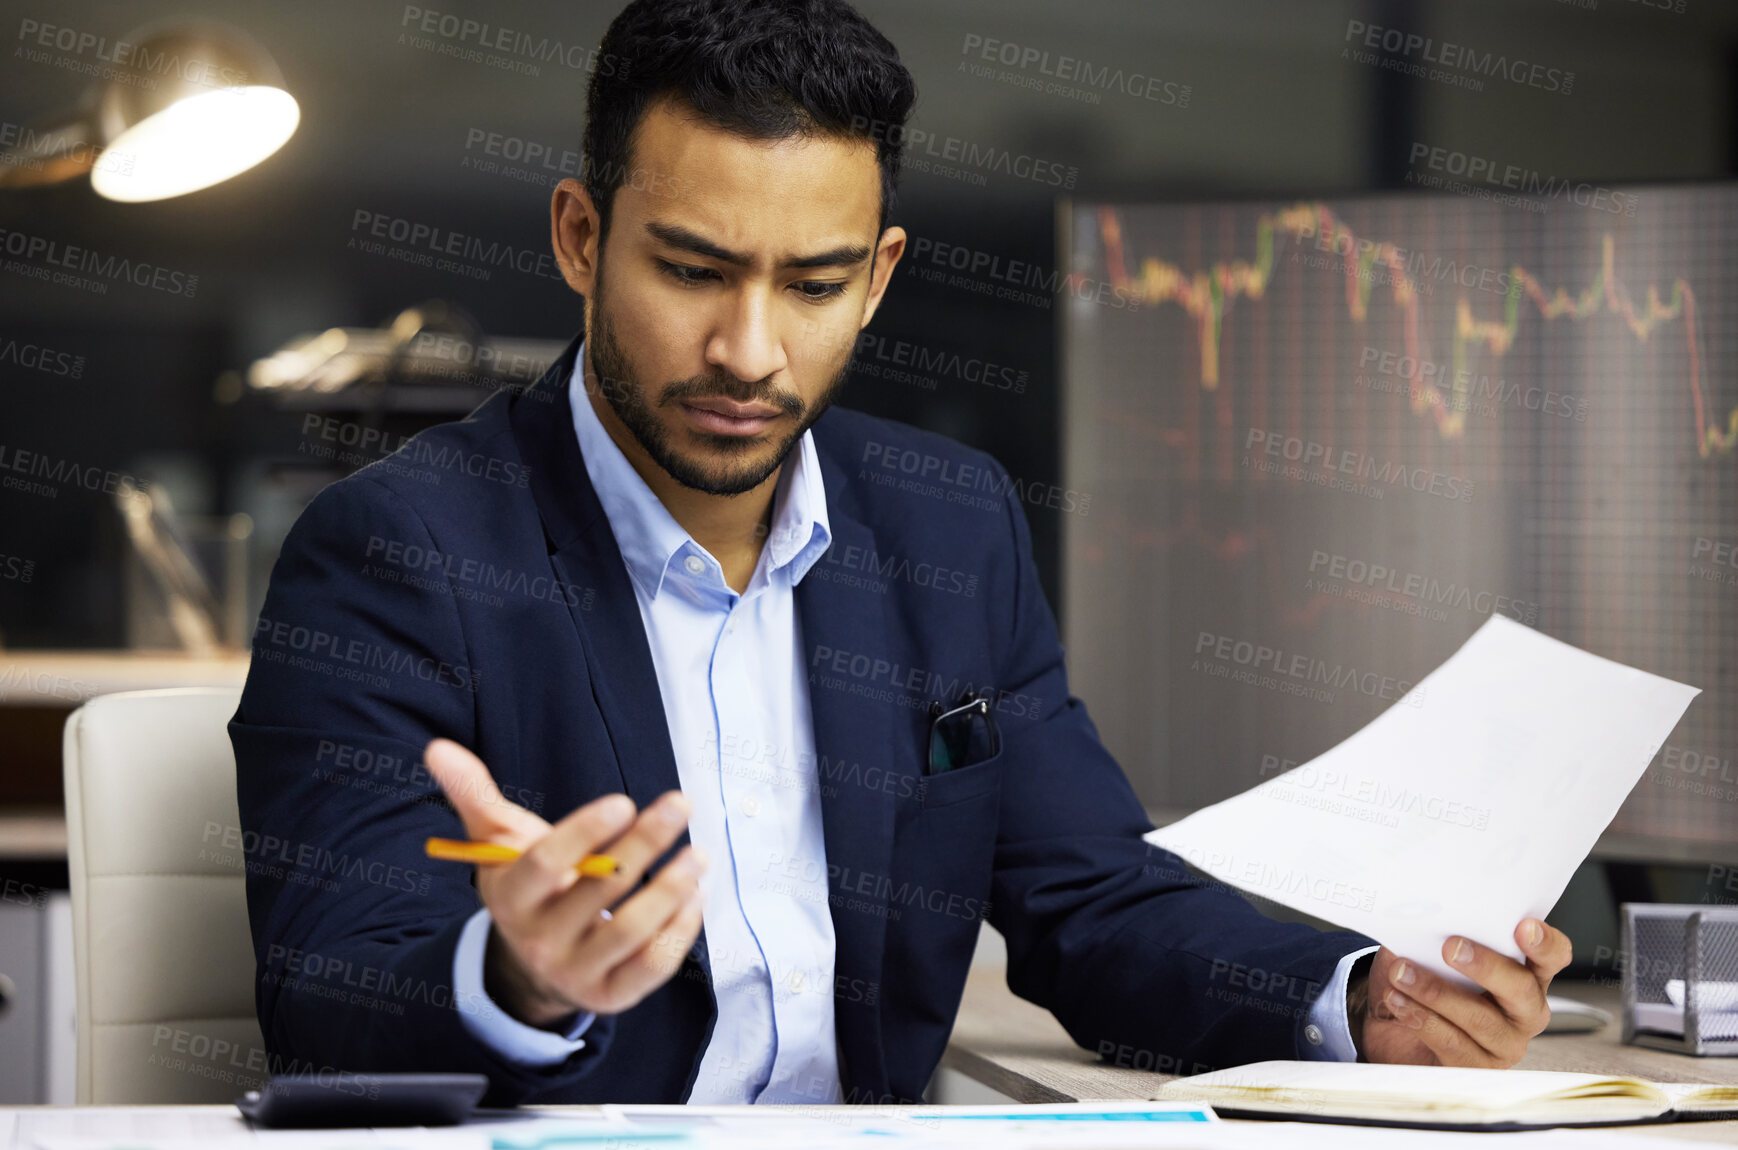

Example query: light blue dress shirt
[450,343,1371,1084]
[1306,946,1380,1060]
[454,344,841,1102]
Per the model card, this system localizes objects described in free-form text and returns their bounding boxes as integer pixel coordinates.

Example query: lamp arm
[0,105,105,190]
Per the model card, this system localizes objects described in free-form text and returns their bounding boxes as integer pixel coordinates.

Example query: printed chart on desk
[1060,185,1737,860]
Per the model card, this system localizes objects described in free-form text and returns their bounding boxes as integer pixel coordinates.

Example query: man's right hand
[423,738,707,1028]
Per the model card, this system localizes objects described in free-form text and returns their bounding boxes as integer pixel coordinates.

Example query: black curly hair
[582,0,917,242]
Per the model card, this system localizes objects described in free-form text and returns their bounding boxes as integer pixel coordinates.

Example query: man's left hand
[1357,918,1574,1067]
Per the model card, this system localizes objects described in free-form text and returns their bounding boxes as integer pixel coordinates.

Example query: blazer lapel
[508,336,681,808]
[796,465,902,1101]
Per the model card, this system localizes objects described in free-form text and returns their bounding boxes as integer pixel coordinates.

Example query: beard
[585,268,854,497]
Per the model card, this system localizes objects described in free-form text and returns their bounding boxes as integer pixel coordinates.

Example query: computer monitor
[1060,184,1736,864]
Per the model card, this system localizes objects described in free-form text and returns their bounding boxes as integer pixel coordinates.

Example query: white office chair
[63,686,264,1104]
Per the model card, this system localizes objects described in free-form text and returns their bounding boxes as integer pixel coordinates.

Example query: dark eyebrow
[644,221,871,271]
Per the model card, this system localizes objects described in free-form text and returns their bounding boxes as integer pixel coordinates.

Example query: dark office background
[2,0,1735,961]
[4,0,1733,645]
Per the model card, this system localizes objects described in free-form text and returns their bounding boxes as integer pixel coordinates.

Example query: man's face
[556,98,903,497]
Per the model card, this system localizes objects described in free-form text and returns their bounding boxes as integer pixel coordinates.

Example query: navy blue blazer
[230,333,1374,1105]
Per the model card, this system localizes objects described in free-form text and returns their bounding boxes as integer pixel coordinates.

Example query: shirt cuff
[454,907,594,1065]
[1300,945,1380,1062]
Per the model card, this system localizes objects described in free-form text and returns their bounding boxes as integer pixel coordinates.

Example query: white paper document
[1147,615,1700,981]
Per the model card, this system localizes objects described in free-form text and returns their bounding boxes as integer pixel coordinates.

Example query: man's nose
[706,287,788,384]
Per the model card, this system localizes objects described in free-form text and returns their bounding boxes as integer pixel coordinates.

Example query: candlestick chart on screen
[1061,187,1736,854]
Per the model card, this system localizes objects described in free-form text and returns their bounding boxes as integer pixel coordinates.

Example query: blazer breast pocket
[918,748,1005,810]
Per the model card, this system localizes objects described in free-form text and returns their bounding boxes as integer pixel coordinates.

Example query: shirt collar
[567,342,832,600]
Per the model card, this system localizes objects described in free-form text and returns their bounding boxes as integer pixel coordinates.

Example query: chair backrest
[63,686,263,1103]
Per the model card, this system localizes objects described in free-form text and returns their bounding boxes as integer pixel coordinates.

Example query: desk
[943,972,1738,1143]
[0,1102,1720,1150]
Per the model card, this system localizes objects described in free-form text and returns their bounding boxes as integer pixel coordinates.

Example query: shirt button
[787,970,805,992]
[741,796,761,817]
[683,555,707,576]
[1304,1023,1324,1047]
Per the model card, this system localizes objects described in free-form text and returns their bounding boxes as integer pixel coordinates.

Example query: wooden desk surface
[944,969,1738,1142]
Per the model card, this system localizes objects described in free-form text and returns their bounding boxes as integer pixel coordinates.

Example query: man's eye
[795,281,848,301]
[657,260,719,286]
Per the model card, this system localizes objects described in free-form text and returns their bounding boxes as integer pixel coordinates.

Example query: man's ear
[859,224,907,331]
[551,178,601,297]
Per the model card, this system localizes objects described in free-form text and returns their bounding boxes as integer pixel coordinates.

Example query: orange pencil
[425,837,619,877]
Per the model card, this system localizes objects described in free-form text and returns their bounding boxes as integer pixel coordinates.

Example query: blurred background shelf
[0,650,249,707]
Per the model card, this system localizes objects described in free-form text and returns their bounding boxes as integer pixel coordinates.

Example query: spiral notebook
[1155,1061,1738,1130]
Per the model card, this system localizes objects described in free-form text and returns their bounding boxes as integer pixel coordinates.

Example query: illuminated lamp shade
[92,85,299,202]
[0,21,298,201]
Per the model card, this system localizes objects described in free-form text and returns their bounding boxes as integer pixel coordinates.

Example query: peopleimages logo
[901,233,1144,312]
[859,441,1092,517]
[1308,550,1540,625]
[348,209,564,283]
[817,542,979,599]
[0,552,34,584]
[848,116,1077,190]
[0,444,150,500]
[397,6,629,76]
[850,332,1029,394]
[15,18,253,88]
[1244,429,1475,504]
[1342,20,1575,95]
[1193,629,1428,708]
[363,534,594,610]
[252,615,480,693]
[0,118,132,179]
[1356,346,1589,423]
[1169,844,1379,913]
[957,33,1191,108]
[200,821,432,896]
[1407,143,1637,216]
[0,227,197,296]
[0,337,84,379]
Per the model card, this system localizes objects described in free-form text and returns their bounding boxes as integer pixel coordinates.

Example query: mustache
[659,376,805,418]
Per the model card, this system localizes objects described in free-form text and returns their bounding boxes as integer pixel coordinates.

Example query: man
[231,0,1571,1107]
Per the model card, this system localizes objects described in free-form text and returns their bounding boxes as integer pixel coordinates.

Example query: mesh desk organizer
[1621,903,1738,1056]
